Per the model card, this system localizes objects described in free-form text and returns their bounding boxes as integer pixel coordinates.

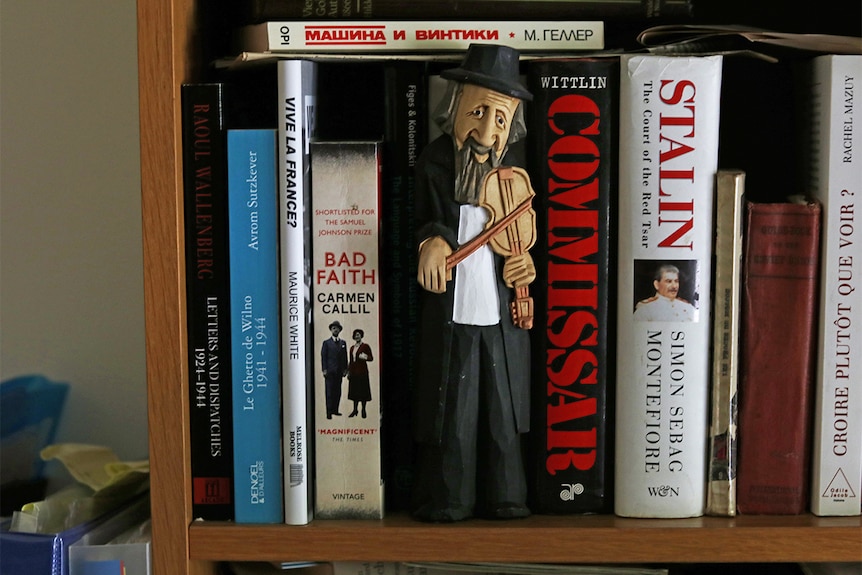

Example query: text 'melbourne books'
[737,197,821,515]
[181,83,235,521]
[278,58,318,526]
[804,54,862,517]
[227,128,283,523]
[614,54,723,518]
[705,168,745,517]
[312,140,385,519]
[236,21,604,53]
[526,56,618,514]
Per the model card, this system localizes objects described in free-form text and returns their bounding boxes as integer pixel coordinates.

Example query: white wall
[0,1,148,485]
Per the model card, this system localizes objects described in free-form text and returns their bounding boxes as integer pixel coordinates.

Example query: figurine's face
[330,325,342,337]
[654,271,680,300]
[453,83,520,164]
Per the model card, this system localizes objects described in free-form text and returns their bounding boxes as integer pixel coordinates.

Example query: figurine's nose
[473,114,498,146]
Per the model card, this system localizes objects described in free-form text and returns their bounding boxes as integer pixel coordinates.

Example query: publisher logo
[822,468,858,502]
[194,477,231,505]
[647,485,680,497]
[559,483,584,501]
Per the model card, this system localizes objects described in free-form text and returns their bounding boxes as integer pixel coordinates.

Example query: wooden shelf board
[188,513,862,564]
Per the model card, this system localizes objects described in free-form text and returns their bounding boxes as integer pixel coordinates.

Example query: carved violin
[446,166,537,329]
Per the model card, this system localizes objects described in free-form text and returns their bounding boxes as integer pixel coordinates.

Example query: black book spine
[181,83,235,521]
[380,60,428,512]
[526,57,618,514]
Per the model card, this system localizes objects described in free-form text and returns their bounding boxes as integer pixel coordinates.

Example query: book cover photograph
[614,54,723,518]
[737,198,822,515]
[525,56,618,514]
[312,140,385,519]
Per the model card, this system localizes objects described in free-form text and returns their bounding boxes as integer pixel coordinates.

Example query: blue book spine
[227,128,283,523]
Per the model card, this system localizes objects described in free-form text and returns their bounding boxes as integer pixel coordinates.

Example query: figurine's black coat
[412,134,531,446]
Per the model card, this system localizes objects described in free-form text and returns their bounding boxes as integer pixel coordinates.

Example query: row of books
[182,58,416,524]
[180,46,861,524]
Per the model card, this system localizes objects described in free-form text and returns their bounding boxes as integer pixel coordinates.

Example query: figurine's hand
[503,253,536,288]
[358,352,368,360]
[417,236,452,294]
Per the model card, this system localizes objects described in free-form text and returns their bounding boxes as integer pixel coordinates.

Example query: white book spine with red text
[614,54,722,518]
[237,20,603,53]
[279,58,318,525]
[807,54,862,517]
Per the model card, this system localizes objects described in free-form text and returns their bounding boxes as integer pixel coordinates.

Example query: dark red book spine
[737,199,822,514]
[181,83,235,521]
[526,57,618,514]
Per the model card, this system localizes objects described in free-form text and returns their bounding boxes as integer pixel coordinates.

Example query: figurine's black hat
[441,44,532,101]
[329,320,343,329]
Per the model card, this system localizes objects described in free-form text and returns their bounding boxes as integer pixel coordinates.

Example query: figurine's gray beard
[453,138,504,204]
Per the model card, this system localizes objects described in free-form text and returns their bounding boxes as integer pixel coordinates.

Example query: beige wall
[0,1,147,484]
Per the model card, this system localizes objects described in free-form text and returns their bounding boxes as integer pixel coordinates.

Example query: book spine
[737,200,821,515]
[239,21,604,53]
[705,169,745,517]
[241,0,693,23]
[227,128,283,523]
[808,54,862,517]
[278,59,318,526]
[614,54,722,518]
[312,141,385,519]
[526,57,618,514]
[380,61,428,512]
[181,83,235,521]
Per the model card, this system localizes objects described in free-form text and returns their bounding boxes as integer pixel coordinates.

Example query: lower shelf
[188,513,862,564]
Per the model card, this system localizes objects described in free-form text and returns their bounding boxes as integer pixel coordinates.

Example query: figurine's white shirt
[453,204,500,326]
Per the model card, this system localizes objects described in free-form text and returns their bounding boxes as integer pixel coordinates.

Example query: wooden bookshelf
[136,0,862,573]
[186,514,862,564]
